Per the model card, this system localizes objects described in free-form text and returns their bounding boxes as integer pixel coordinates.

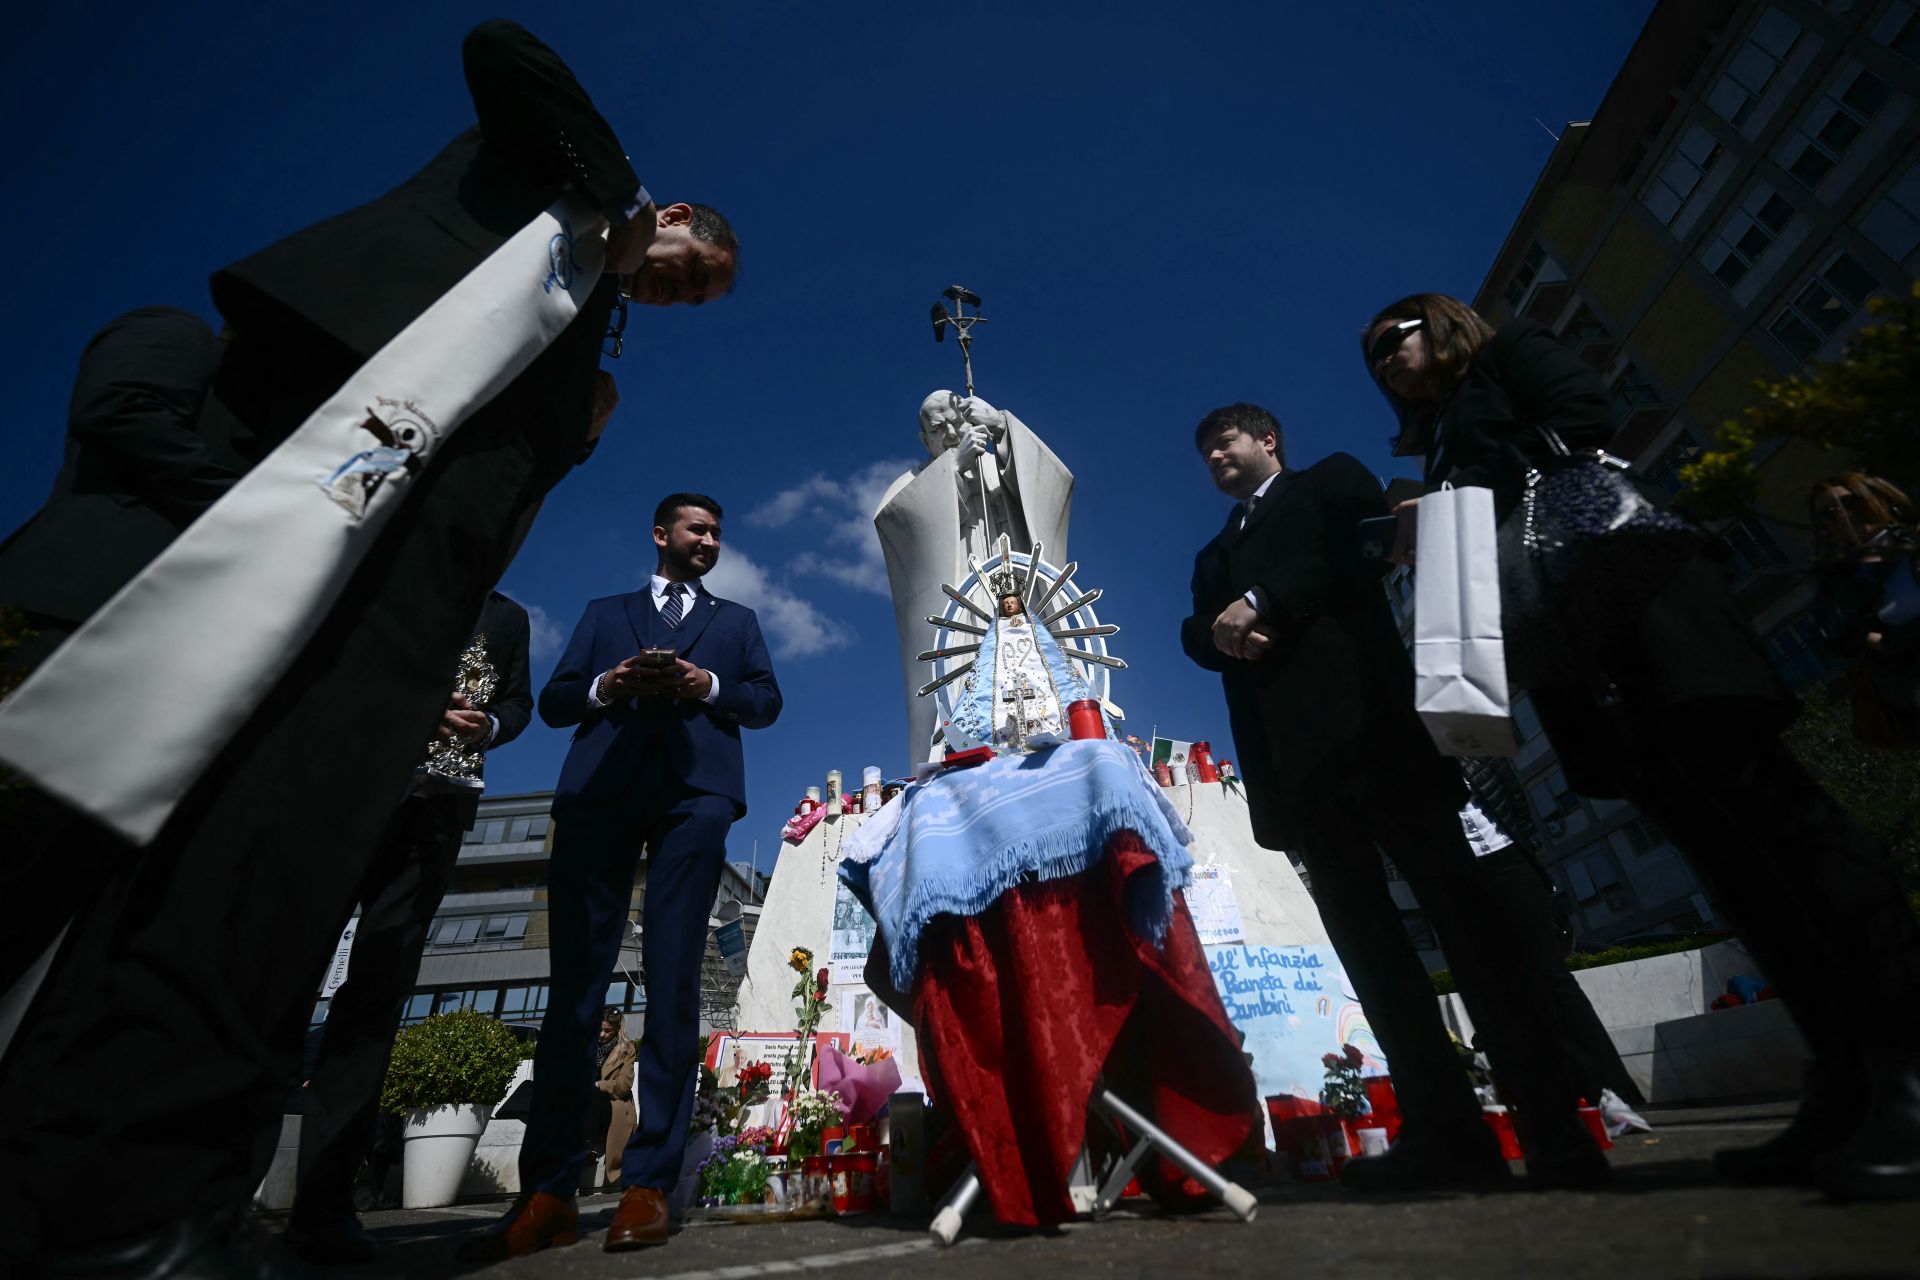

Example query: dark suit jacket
[540,586,782,818]
[474,591,534,751]
[428,589,534,827]
[205,19,632,498]
[1181,452,1462,849]
[1422,319,1790,793]
[0,308,235,626]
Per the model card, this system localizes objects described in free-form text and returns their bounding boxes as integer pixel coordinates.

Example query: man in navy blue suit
[461,492,781,1260]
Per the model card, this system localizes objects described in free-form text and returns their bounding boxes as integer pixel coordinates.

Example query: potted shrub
[380,1008,525,1208]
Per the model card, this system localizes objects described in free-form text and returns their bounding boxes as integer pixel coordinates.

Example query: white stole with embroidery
[0,197,604,844]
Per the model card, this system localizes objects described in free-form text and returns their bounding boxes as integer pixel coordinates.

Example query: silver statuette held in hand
[420,633,496,789]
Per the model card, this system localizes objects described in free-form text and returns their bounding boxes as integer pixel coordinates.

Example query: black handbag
[1497,424,1716,688]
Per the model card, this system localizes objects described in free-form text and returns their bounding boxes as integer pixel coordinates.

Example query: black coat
[0,308,235,628]
[174,19,638,822]
[1421,320,1793,794]
[441,589,534,827]
[204,18,631,497]
[474,589,535,756]
[1417,318,1615,517]
[1181,452,1464,849]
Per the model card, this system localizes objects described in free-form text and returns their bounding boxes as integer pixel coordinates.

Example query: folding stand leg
[1092,1089,1258,1222]
[928,1163,983,1247]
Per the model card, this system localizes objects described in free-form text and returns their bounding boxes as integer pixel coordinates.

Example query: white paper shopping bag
[1412,485,1518,757]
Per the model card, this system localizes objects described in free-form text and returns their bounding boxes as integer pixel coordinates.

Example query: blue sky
[0,2,1650,874]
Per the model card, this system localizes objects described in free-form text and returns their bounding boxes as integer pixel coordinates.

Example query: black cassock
[0,20,636,1255]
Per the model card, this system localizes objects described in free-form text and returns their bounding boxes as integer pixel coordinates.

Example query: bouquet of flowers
[1320,1043,1369,1120]
[695,1133,775,1206]
[786,1087,846,1160]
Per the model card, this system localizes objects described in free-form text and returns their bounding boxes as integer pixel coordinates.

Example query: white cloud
[745,476,847,530]
[522,602,564,666]
[703,546,854,659]
[747,459,913,597]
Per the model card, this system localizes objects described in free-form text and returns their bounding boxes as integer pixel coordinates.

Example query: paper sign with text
[1205,942,1386,1128]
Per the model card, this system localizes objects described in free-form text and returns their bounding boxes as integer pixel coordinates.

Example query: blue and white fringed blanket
[840,739,1194,990]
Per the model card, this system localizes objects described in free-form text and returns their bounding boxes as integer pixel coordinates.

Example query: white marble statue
[874,392,1073,763]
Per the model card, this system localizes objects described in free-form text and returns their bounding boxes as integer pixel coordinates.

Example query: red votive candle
[1067,699,1105,740]
[1194,740,1219,783]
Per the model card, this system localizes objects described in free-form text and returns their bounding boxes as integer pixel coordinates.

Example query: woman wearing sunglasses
[1809,472,1920,749]
[1357,292,1920,1202]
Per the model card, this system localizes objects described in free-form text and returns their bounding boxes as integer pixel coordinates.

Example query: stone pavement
[256,1103,1920,1279]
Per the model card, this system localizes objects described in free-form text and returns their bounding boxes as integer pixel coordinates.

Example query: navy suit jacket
[540,586,781,817]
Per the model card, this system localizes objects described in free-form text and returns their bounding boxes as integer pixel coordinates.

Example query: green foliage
[379,1008,526,1115]
[1426,931,1729,995]
[1682,283,1920,519]
[698,1143,772,1205]
[1782,688,1920,885]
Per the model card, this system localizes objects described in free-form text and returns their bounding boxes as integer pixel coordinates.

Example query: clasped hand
[1211,598,1277,662]
[602,655,713,702]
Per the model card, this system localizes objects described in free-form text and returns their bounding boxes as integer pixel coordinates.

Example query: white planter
[402,1103,491,1208]
[671,1130,717,1216]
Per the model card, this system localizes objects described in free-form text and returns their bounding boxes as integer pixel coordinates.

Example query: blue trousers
[521,787,735,1193]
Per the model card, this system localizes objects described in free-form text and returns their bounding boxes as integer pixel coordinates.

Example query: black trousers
[1470,847,1642,1107]
[0,372,533,1255]
[1291,791,1590,1148]
[293,792,469,1220]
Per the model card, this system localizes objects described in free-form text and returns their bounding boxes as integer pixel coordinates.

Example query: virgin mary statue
[943,571,1094,755]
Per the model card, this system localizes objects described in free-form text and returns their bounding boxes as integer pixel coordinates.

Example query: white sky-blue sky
[0,2,1652,873]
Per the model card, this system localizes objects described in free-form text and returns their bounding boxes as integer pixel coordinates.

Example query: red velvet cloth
[912,831,1256,1226]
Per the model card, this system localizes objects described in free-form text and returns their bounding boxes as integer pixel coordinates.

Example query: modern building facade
[1401,0,1919,950]
[312,789,769,1037]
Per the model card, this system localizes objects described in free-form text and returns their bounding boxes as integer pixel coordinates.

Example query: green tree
[1681,282,1920,518]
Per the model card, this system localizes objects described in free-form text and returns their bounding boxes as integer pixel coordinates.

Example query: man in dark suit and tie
[286,589,533,1264]
[1179,403,1606,1192]
[460,492,781,1259]
[0,22,742,1277]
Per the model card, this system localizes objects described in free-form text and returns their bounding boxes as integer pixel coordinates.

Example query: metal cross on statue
[929,284,987,396]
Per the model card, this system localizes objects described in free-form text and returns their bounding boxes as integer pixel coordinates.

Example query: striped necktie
[1239,492,1259,530]
[661,582,690,628]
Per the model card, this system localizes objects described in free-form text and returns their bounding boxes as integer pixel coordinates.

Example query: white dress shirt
[589,575,721,706]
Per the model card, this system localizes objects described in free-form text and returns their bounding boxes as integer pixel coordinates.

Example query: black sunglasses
[602,293,629,360]
[1368,318,1423,366]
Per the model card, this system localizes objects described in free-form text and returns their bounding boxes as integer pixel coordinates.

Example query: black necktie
[1239,493,1259,530]
[661,582,689,629]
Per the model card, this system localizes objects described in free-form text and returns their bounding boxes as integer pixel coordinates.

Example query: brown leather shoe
[453,1191,579,1262]
[603,1186,670,1251]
